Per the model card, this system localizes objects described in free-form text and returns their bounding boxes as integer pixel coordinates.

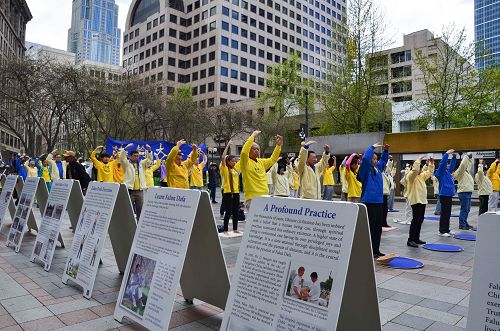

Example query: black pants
[161,182,168,187]
[409,203,426,242]
[365,203,383,255]
[439,195,452,233]
[223,193,240,231]
[382,195,389,227]
[479,195,489,215]
[208,183,217,202]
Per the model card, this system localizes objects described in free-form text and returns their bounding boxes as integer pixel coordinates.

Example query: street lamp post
[304,90,309,138]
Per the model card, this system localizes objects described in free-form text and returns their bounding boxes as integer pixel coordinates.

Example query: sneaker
[376,252,385,257]
[449,231,456,235]
[434,212,441,216]
[402,221,412,225]
[416,239,426,244]
[459,225,473,230]
[439,232,452,237]
[212,201,218,204]
[407,241,419,248]
[393,219,400,223]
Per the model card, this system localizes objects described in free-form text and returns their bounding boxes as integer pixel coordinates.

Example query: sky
[24,0,474,52]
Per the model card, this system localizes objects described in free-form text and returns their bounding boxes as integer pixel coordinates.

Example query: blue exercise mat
[454,233,476,241]
[424,215,440,220]
[386,257,424,269]
[423,244,464,252]
[451,214,460,217]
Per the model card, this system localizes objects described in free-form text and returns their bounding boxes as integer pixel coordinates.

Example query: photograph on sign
[221,197,359,331]
[62,182,119,298]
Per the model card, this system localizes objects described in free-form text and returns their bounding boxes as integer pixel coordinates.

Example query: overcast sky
[25,0,474,52]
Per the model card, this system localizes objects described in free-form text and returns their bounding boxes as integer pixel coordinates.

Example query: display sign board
[466,212,500,331]
[114,189,229,331]
[30,180,83,271]
[62,182,136,298]
[6,177,47,252]
[0,175,23,233]
[221,197,380,331]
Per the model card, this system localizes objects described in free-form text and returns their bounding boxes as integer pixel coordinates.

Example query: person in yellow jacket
[145,154,163,188]
[24,159,38,178]
[220,141,241,235]
[46,150,67,180]
[339,156,348,201]
[240,130,282,209]
[344,153,362,202]
[405,156,434,247]
[475,160,492,215]
[120,144,152,221]
[165,139,198,189]
[297,141,330,200]
[288,158,299,198]
[112,149,124,183]
[35,157,52,190]
[90,146,118,183]
[453,153,474,230]
[322,156,336,200]
[487,159,500,212]
[189,150,207,190]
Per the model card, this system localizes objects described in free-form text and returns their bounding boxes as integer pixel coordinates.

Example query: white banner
[0,175,19,231]
[221,197,379,331]
[114,188,202,331]
[62,182,120,298]
[467,212,500,331]
[30,180,74,270]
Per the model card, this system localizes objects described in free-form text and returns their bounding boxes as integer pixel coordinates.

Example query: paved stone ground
[0,191,477,330]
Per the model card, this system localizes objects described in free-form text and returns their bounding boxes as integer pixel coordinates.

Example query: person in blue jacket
[358,143,390,258]
[434,149,457,237]
[14,156,28,181]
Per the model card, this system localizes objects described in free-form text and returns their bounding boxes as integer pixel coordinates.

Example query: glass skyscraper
[474,0,500,69]
[67,0,121,66]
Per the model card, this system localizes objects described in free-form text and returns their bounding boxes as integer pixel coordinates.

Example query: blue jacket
[434,153,456,197]
[358,146,389,204]
[15,158,27,181]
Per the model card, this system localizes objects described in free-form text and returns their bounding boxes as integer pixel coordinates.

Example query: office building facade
[123,0,346,107]
[0,0,32,156]
[68,0,121,66]
[475,0,500,69]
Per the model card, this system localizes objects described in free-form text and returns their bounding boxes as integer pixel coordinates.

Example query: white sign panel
[114,188,201,331]
[62,182,120,298]
[221,197,380,331]
[0,175,19,232]
[30,180,74,271]
[467,212,500,331]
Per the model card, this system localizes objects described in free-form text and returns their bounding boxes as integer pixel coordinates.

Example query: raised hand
[383,144,390,151]
[275,134,283,146]
[305,140,317,146]
[176,139,186,147]
[251,130,261,138]
[145,144,151,151]
[191,144,198,150]
[373,143,383,148]
[323,144,330,152]
[446,149,455,154]
[125,143,134,149]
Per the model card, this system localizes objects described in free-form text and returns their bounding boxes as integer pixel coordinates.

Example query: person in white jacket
[297,141,329,200]
[271,161,292,197]
[453,153,474,230]
[120,145,152,221]
[475,160,492,216]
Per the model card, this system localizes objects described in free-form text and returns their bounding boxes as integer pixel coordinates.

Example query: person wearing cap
[23,159,39,178]
[165,140,198,189]
[475,159,492,215]
[91,146,119,183]
[240,130,282,209]
[453,153,474,230]
[322,155,336,201]
[487,158,500,212]
[189,149,207,190]
[120,144,152,220]
[434,150,457,237]
[297,141,330,200]
[64,150,91,193]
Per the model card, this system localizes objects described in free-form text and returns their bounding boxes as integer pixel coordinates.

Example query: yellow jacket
[190,162,205,187]
[145,158,161,188]
[220,161,240,193]
[291,168,299,191]
[488,162,500,191]
[454,155,474,193]
[24,161,38,178]
[240,136,281,201]
[119,150,152,190]
[406,160,434,205]
[271,163,291,197]
[297,146,329,200]
[46,154,66,180]
[344,169,362,198]
[475,164,493,196]
[91,148,118,182]
[322,166,336,186]
[165,146,198,189]
[113,159,124,183]
[339,165,348,193]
